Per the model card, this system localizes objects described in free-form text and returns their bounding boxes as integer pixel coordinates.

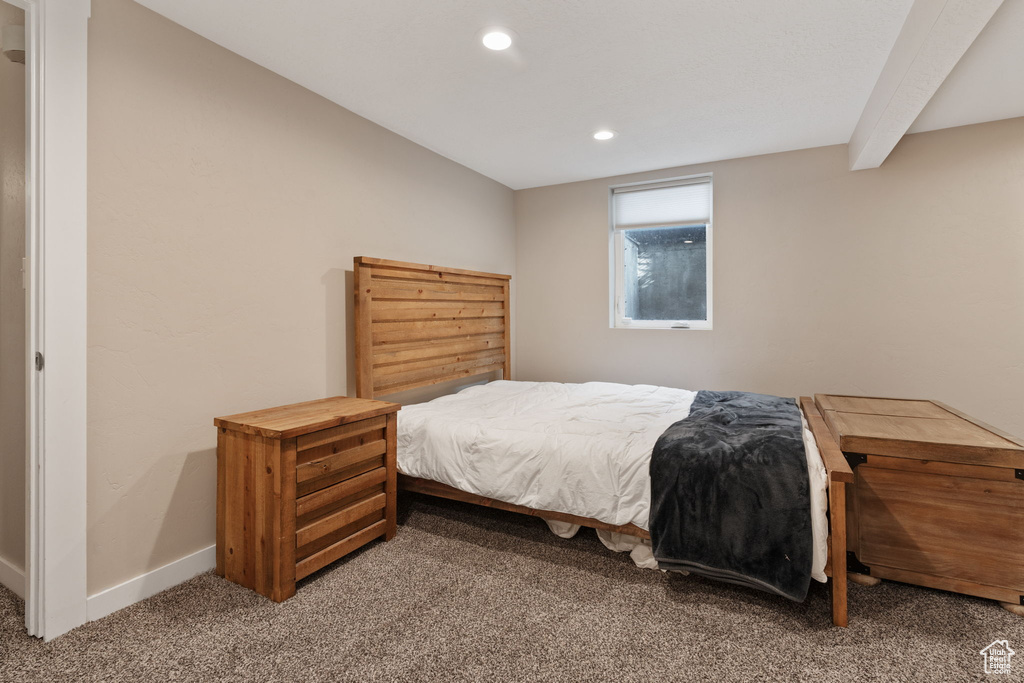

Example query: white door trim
[9,0,90,640]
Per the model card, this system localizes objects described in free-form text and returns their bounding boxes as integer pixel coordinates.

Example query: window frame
[608,174,713,330]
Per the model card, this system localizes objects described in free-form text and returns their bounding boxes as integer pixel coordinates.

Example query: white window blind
[612,178,711,230]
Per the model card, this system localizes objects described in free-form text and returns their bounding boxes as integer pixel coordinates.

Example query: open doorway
[0,0,26,603]
[0,0,90,640]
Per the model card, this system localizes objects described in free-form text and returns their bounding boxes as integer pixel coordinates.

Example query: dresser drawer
[297,491,386,554]
[296,499,385,563]
[297,467,386,519]
[296,415,386,451]
[296,519,388,581]
[296,465,388,559]
[296,418,387,497]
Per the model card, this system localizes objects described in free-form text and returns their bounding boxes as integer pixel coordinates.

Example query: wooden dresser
[214,396,400,601]
[815,394,1024,613]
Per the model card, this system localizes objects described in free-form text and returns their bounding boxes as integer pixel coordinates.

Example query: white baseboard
[86,544,215,622]
[0,554,26,600]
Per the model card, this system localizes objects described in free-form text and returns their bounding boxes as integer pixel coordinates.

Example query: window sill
[612,321,712,331]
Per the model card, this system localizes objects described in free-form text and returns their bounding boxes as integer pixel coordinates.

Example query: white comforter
[398,380,828,582]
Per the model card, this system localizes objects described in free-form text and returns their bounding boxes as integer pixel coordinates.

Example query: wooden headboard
[353,257,511,399]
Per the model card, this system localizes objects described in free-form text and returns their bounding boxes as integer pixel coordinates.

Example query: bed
[353,256,854,626]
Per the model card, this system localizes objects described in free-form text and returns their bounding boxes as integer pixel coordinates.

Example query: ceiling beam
[848,0,1004,171]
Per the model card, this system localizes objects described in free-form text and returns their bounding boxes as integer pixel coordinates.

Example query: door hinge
[35,352,44,371]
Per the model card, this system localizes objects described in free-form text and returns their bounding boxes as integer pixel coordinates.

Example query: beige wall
[87,0,515,595]
[0,0,25,576]
[515,117,1024,438]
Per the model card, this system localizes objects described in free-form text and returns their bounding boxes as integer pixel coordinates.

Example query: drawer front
[296,490,387,557]
[295,417,387,497]
[296,466,388,557]
[296,519,388,581]
[296,507,385,563]
[855,466,1024,590]
[296,467,386,520]
[296,415,386,451]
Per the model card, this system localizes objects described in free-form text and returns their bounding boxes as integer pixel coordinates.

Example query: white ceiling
[132,0,1022,190]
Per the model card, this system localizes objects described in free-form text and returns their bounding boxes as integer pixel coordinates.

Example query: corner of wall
[0,554,25,600]
[86,544,215,622]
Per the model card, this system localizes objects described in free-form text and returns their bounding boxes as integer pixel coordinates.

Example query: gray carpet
[1,494,1022,682]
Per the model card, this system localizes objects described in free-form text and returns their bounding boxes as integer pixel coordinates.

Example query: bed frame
[353,256,854,627]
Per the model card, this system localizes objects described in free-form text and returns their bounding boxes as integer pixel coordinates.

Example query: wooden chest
[815,394,1024,610]
[214,396,400,601]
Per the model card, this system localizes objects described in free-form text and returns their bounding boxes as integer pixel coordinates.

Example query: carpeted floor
[1,494,1022,682]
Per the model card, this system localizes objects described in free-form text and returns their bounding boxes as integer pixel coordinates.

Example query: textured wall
[0,0,26,577]
[515,118,1024,438]
[87,0,514,595]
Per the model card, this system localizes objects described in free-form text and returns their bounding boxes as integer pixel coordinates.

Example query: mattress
[397,380,828,582]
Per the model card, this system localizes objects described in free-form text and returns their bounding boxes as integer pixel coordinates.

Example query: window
[610,175,712,329]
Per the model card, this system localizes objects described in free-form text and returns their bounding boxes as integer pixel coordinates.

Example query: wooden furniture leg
[849,573,881,587]
[829,478,848,627]
[801,397,854,628]
[385,412,398,541]
[1001,602,1024,617]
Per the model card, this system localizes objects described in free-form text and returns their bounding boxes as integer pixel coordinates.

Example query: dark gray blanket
[648,390,812,602]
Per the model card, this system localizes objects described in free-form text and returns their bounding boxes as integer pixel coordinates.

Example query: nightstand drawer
[297,490,386,549]
[296,431,387,497]
[296,467,387,520]
[296,415,386,451]
[296,507,385,562]
[296,519,388,581]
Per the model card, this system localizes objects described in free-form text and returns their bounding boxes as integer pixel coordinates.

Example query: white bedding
[398,380,828,582]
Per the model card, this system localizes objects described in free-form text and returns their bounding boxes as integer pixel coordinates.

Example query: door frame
[8,0,90,640]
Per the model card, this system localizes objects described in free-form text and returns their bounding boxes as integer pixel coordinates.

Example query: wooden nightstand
[214,396,400,601]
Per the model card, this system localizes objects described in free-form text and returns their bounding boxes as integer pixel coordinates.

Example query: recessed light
[684,240,694,244]
[482,30,513,51]
[593,130,616,141]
